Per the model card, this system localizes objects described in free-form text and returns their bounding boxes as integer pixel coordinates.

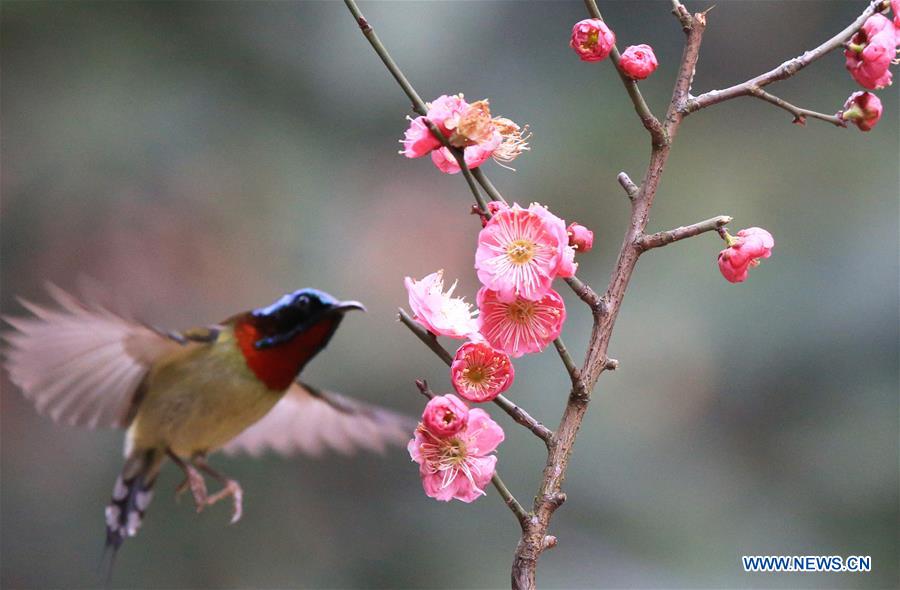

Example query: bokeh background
[2,1,897,588]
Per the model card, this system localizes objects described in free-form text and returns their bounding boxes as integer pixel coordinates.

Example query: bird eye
[295,295,310,310]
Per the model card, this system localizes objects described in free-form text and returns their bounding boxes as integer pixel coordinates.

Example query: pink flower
[400,95,529,174]
[619,44,659,80]
[408,408,504,503]
[475,203,577,302]
[567,223,594,253]
[840,91,883,131]
[402,116,441,158]
[426,94,469,137]
[717,227,775,284]
[570,19,616,62]
[404,270,479,339]
[477,287,566,357]
[451,341,515,403]
[430,135,501,175]
[845,14,897,89]
[421,394,469,438]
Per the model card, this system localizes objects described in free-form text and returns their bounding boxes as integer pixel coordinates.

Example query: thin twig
[472,168,507,204]
[398,308,553,444]
[617,172,639,200]
[552,338,587,400]
[583,0,667,145]
[563,276,604,314]
[344,0,489,213]
[685,0,882,113]
[398,308,453,364]
[637,215,732,251]
[747,86,846,127]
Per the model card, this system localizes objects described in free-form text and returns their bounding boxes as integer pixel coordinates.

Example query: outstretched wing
[222,381,415,457]
[2,284,182,429]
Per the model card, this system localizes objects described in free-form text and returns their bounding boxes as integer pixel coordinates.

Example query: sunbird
[2,285,410,557]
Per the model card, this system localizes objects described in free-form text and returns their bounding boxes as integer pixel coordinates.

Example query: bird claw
[174,465,209,513]
[205,479,243,524]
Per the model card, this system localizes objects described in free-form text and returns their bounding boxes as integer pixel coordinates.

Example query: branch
[491,473,532,531]
[414,380,531,530]
[617,172,639,200]
[685,0,882,113]
[552,338,588,401]
[637,215,732,251]
[747,86,847,127]
[398,309,553,444]
[563,276,605,315]
[583,0,667,145]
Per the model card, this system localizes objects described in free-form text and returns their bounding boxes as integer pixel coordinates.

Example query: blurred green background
[2,1,897,588]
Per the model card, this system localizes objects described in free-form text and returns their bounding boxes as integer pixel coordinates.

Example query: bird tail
[100,449,164,584]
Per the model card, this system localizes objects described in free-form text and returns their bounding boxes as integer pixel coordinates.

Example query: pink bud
[619,44,659,80]
[840,91,883,131]
[717,227,774,284]
[421,394,469,438]
[567,223,594,253]
[844,14,897,90]
[570,19,616,62]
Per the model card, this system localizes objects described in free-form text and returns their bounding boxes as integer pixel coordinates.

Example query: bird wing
[2,284,183,429]
[222,381,415,457]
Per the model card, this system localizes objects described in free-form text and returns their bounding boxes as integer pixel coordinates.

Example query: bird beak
[334,300,366,313]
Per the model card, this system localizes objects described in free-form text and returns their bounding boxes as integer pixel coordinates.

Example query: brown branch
[747,86,847,127]
[684,0,882,114]
[398,309,553,444]
[511,12,708,590]
[582,0,667,145]
[638,215,732,251]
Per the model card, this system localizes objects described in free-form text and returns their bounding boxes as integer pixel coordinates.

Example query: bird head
[250,289,365,350]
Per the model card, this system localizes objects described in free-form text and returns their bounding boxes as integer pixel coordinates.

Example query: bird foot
[206,479,243,524]
[174,465,209,512]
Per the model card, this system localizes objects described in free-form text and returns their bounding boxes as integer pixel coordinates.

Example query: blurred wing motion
[2,285,179,429]
[223,381,414,457]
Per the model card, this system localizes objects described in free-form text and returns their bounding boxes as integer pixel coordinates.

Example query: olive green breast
[129,329,284,457]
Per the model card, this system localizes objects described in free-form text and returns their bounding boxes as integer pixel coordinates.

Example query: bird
[2,284,412,565]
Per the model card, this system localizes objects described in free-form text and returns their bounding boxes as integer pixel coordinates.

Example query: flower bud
[619,44,659,80]
[421,394,469,438]
[840,91,883,131]
[567,223,594,252]
[717,227,774,284]
[570,19,616,62]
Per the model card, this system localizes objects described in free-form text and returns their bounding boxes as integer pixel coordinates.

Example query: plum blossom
[570,19,616,62]
[717,227,775,284]
[408,407,504,502]
[402,116,441,158]
[400,95,529,174]
[840,91,883,131]
[477,287,566,357]
[451,341,515,403]
[405,270,479,339]
[567,223,594,253]
[845,14,897,90]
[421,394,469,438]
[619,44,659,80]
[475,203,576,302]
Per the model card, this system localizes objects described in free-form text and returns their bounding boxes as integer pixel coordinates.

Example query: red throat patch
[234,316,338,391]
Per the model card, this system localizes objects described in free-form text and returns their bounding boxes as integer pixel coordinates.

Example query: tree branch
[511,11,708,590]
[582,0,667,145]
[747,86,847,127]
[684,0,882,113]
[398,309,553,444]
[638,215,732,251]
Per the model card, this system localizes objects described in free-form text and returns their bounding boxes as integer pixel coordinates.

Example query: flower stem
[491,473,531,530]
